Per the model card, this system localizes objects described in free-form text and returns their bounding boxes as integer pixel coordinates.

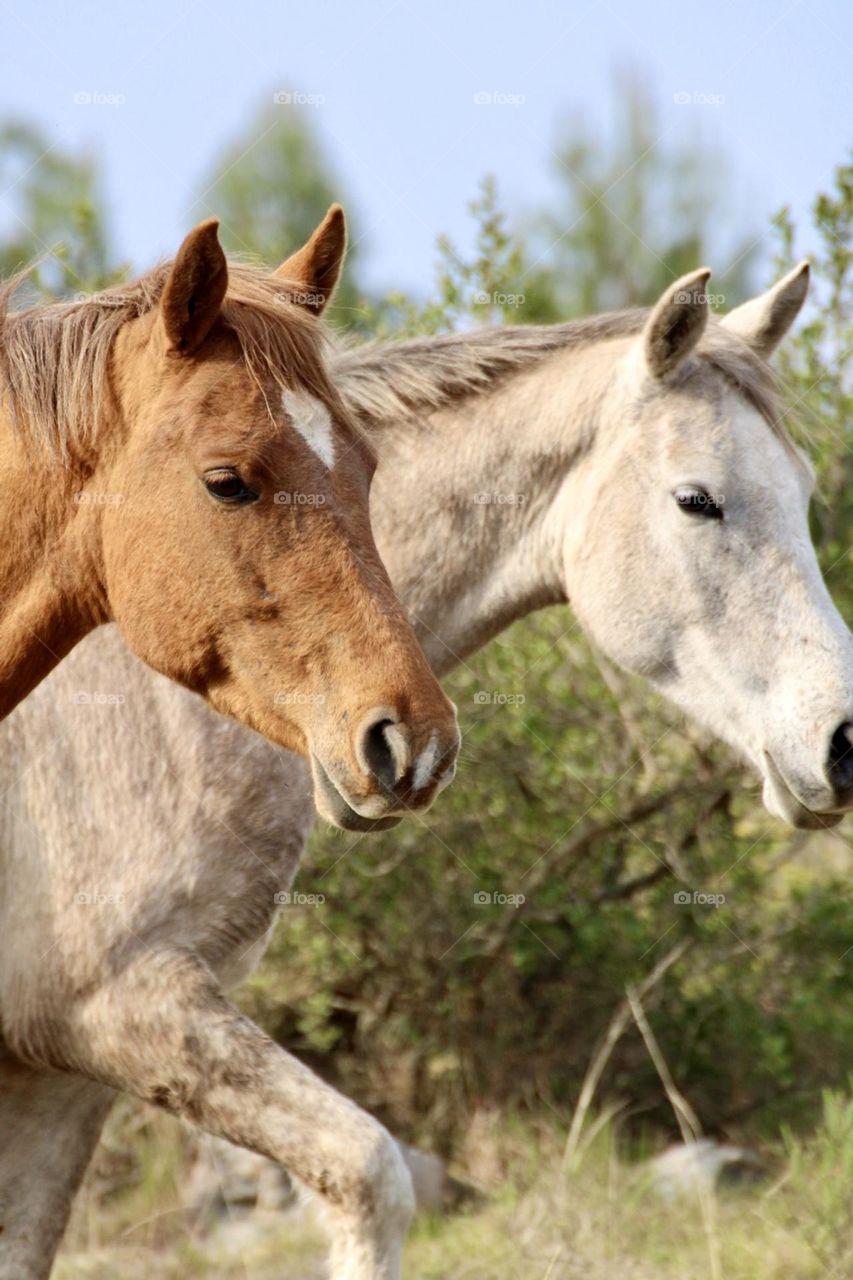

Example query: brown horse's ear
[161,220,228,355]
[273,205,347,315]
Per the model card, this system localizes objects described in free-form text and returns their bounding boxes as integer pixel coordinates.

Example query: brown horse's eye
[203,469,259,505]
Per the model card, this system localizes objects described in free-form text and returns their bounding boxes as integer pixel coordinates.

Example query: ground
[55,1098,853,1280]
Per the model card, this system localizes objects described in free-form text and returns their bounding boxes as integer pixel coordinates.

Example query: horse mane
[334,310,794,448]
[2,265,795,460]
[0,260,343,456]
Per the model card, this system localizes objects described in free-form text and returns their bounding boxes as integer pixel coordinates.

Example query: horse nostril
[827,722,853,796]
[356,713,410,790]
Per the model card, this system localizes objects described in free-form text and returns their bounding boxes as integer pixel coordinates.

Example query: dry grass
[54,1094,853,1280]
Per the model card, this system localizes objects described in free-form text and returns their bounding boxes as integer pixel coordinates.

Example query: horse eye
[203,469,258,505]
[673,486,724,520]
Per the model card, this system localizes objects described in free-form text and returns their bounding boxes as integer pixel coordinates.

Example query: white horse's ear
[721,261,809,358]
[643,268,711,379]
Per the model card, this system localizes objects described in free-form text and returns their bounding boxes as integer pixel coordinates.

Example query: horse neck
[0,423,100,716]
[368,344,595,675]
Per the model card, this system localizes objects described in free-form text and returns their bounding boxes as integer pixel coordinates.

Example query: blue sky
[1,0,850,296]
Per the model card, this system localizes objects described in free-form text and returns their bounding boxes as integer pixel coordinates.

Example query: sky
[0,0,850,298]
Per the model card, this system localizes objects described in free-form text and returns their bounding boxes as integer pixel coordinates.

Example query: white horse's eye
[673,486,724,520]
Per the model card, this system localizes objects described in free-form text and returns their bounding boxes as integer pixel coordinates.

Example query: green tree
[193,97,365,326]
[0,121,115,296]
[529,74,758,316]
[772,161,852,565]
[369,176,557,338]
[371,81,759,340]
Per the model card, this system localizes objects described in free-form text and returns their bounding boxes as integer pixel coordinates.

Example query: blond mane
[0,261,344,455]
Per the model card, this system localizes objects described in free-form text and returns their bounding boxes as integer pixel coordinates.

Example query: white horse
[0,265,850,1280]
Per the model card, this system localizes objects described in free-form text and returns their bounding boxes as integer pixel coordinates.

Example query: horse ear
[161,220,228,355]
[643,268,711,380]
[273,205,347,316]
[721,261,809,358]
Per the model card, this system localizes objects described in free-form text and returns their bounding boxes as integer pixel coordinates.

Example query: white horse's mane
[334,311,793,449]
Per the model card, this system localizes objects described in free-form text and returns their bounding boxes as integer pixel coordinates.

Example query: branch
[562,937,690,1169]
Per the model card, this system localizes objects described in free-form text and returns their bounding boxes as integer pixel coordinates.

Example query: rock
[184,1136,298,1225]
[399,1143,451,1212]
[647,1139,765,1199]
[184,1134,474,1230]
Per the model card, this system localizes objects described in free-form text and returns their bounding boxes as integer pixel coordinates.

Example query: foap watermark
[273,691,325,706]
[474,90,526,108]
[273,90,326,107]
[673,889,726,908]
[473,890,526,907]
[674,290,726,309]
[73,90,125,107]
[74,491,124,506]
[678,691,724,710]
[473,690,526,706]
[673,91,725,108]
[473,491,526,506]
[74,290,136,306]
[276,288,328,311]
[273,491,327,506]
[472,289,526,309]
[274,890,326,906]
[73,691,125,707]
[74,889,125,906]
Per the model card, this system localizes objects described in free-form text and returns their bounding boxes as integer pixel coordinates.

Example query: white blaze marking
[282,388,336,469]
[413,731,440,792]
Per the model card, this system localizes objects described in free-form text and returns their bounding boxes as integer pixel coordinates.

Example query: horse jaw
[310,755,404,832]
[761,750,845,830]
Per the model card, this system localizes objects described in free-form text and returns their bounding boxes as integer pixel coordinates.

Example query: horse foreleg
[52,948,414,1280]
[0,1046,113,1280]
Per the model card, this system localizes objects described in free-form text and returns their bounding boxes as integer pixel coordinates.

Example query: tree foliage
[0,122,115,296]
[192,98,365,325]
[533,74,759,315]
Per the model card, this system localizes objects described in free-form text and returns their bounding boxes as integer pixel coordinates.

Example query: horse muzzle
[309,709,459,832]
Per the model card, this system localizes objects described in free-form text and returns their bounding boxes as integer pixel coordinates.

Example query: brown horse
[0,209,457,829]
